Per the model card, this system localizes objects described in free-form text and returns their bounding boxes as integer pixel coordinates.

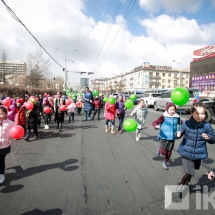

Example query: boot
[44,125,47,130]
[57,124,59,129]
[111,128,115,135]
[23,137,29,142]
[47,125,49,129]
[59,124,62,131]
[105,125,108,133]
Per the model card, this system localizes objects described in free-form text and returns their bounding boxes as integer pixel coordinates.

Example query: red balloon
[26,102,34,110]
[76,102,80,106]
[3,99,11,107]
[20,98,24,104]
[43,106,51,114]
[10,125,25,140]
[59,105,66,112]
[44,93,48,97]
[29,96,35,99]
[65,99,72,106]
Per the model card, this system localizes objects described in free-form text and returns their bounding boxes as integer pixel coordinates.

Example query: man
[83,87,93,120]
[54,91,65,131]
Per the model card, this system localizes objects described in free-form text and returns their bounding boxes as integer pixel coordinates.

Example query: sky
[0,0,215,87]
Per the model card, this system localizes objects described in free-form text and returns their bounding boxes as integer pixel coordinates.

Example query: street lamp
[173,60,181,87]
[56,48,77,91]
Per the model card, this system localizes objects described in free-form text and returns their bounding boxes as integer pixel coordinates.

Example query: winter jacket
[67,103,76,113]
[54,97,66,113]
[42,103,52,120]
[26,104,39,129]
[0,119,15,150]
[116,101,125,115]
[83,91,93,111]
[93,99,100,109]
[105,102,116,120]
[131,105,148,125]
[14,105,26,126]
[8,101,16,121]
[153,111,180,140]
[178,117,215,160]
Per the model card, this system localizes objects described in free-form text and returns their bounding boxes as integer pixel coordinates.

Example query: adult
[83,87,94,120]
[54,91,65,131]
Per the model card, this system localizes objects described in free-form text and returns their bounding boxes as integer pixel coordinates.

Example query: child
[0,107,15,184]
[116,95,126,133]
[176,102,215,190]
[92,96,100,120]
[130,99,148,142]
[152,102,181,170]
[105,96,116,134]
[42,98,52,129]
[67,100,76,123]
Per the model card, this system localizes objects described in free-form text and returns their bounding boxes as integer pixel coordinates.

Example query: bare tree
[0,49,8,84]
[26,50,51,88]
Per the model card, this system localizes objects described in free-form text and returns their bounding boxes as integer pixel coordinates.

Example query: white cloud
[138,0,203,14]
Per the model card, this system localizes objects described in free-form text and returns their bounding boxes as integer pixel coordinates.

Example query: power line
[1,0,64,68]
[91,0,122,72]
[93,0,137,73]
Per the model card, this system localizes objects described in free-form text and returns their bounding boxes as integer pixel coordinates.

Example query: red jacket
[14,106,26,126]
[105,102,116,120]
[93,100,100,109]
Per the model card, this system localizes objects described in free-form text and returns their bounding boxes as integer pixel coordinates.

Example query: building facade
[0,60,27,84]
[99,64,190,94]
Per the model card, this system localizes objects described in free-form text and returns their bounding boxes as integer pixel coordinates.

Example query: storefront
[190,44,215,97]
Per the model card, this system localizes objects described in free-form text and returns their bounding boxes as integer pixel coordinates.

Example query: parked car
[202,101,215,123]
[133,93,145,105]
[200,98,214,102]
[153,90,198,113]
[140,93,161,108]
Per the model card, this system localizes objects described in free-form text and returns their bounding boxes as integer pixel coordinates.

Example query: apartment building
[0,60,27,84]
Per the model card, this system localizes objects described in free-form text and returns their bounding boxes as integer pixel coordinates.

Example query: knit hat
[166,102,176,112]
[43,97,48,103]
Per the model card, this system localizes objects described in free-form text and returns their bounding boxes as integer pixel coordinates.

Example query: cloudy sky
[0,0,215,86]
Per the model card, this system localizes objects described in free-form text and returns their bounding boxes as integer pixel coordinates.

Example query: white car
[140,93,161,108]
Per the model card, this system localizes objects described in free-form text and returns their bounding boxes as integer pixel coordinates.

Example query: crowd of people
[0,86,215,198]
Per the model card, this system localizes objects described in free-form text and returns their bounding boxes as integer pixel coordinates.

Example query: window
[168,79,171,83]
[168,73,171,77]
[162,85,165,88]
[186,81,188,84]
[156,72,159,77]
[174,80,177,84]
[161,92,170,98]
[174,73,178,77]
[163,73,165,76]
[162,79,165,83]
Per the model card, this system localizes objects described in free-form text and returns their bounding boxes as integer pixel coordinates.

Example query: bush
[0,85,58,98]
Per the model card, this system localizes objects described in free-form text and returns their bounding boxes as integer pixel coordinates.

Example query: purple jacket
[116,101,125,115]
[8,101,16,121]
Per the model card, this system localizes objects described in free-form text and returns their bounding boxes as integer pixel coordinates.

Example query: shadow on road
[0,159,79,193]
[21,208,63,215]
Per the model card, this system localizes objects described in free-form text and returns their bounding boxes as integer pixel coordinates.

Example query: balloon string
[180,107,182,131]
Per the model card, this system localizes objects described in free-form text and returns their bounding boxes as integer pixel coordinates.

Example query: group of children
[1,92,215,196]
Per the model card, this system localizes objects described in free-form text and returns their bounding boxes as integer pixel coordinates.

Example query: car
[201,101,215,123]
[153,90,198,113]
[140,93,161,108]
[200,98,214,102]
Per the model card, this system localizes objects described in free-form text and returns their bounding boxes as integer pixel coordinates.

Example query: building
[190,44,215,93]
[0,60,27,84]
[103,63,190,93]
[89,78,106,92]
[80,78,89,90]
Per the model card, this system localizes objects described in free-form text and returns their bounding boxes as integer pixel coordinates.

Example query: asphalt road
[0,108,215,215]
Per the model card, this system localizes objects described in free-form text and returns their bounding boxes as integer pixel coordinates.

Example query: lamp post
[173,60,181,87]
[56,48,77,91]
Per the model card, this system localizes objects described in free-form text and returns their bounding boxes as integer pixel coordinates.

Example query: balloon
[130,94,137,101]
[109,98,116,104]
[44,93,48,97]
[76,102,80,106]
[123,119,138,132]
[93,90,99,96]
[19,98,24,104]
[103,97,108,103]
[29,98,36,103]
[43,106,51,114]
[124,99,134,109]
[26,102,34,110]
[65,99,72,106]
[10,125,25,140]
[59,105,67,112]
[171,87,190,106]
[2,99,11,107]
[29,96,35,99]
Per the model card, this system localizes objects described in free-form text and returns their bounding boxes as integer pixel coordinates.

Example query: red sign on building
[193,44,215,62]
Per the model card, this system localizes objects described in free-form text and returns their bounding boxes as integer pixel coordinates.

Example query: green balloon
[124,99,134,109]
[109,98,116,104]
[93,90,99,96]
[130,94,137,101]
[123,119,138,132]
[171,87,190,106]
[103,97,108,102]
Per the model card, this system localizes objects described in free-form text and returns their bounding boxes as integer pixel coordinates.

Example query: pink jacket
[7,101,16,121]
[0,119,15,149]
[67,103,76,113]
[105,102,116,120]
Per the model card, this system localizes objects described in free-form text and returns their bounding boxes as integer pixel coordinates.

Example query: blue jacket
[116,101,125,115]
[158,112,179,140]
[178,117,215,160]
[83,91,93,111]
